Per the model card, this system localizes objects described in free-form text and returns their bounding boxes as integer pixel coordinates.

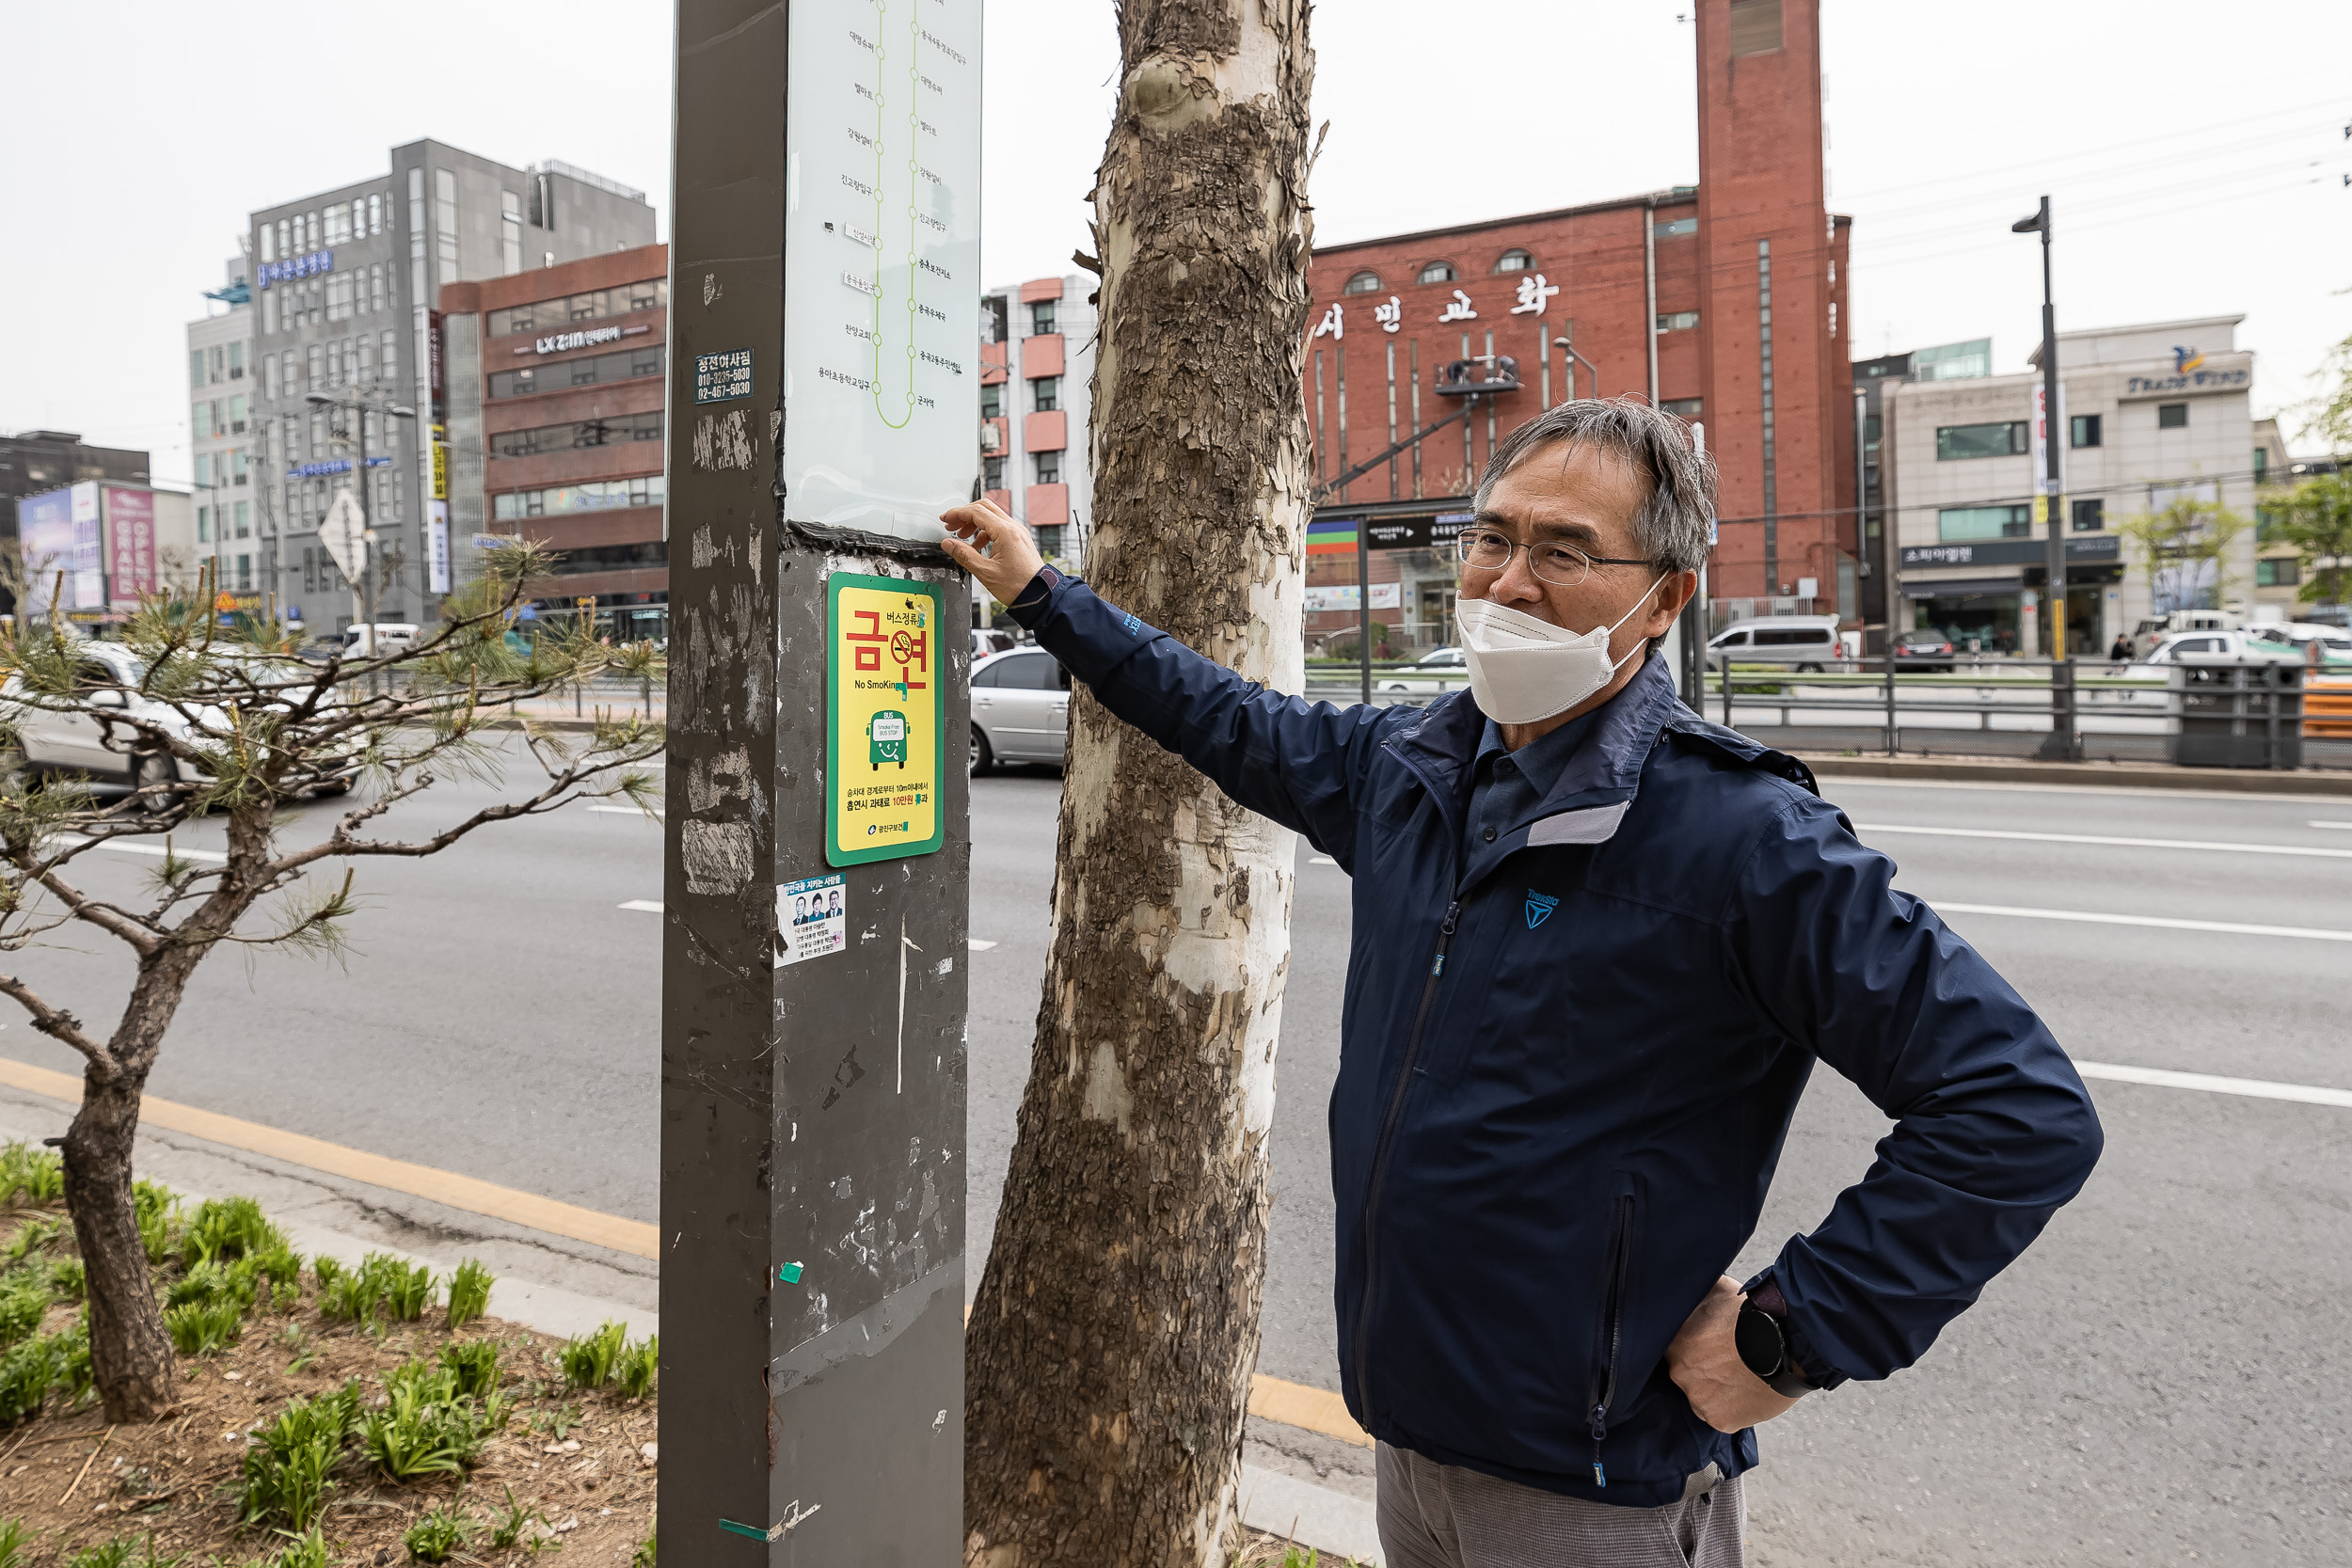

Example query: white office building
[1883,316,2261,657]
[185,258,257,596]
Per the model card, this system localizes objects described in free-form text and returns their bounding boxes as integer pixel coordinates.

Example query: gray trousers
[1376,1443,1746,1568]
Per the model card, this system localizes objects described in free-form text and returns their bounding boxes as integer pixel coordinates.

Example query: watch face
[1734,1306,1786,1379]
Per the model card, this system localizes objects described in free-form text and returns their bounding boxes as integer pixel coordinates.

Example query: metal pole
[1358,518,1372,706]
[1643,200,1661,407]
[2020,195,2074,760]
[1853,386,1871,652]
[663,1,970,1560]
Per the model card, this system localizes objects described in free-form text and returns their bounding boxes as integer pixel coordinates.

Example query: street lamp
[306,391,417,647]
[2011,196,2076,758]
[1552,335,1599,404]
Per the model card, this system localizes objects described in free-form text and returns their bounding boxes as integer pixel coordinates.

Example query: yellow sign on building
[826,573,945,865]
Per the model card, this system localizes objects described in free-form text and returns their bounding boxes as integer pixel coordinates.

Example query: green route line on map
[864,0,920,430]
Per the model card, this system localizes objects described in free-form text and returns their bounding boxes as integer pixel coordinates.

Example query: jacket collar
[1391,653,1682,846]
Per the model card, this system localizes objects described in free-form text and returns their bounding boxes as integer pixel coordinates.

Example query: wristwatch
[1734,1293,1817,1399]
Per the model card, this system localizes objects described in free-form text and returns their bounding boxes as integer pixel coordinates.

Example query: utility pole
[663,0,978,1560]
[2013,196,2075,757]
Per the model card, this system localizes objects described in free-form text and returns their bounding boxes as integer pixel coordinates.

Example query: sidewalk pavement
[1799,750,2352,796]
[0,1069,1387,1564]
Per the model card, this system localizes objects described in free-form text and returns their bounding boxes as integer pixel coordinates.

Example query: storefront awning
[1901,577,2020,600]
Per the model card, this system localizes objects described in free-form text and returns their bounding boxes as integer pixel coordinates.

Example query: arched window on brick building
[1343,270,1383,294]
[1417,261,1457,284]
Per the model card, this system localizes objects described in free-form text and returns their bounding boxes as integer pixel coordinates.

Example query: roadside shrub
[163,1297,243,1355]
[0,1336,53,1425]
[0,1145,63,1207]
[439,1338,501,1399]
[3,1215,65,1262]
[360,1360,493,1480]
[49,1256,85,1299]
[402,1501,474,1563]
[0,1284,45,1348]
[238,1385,359,1532]
[445,1259,493,1329]
[380,1259,436,1321]
[614,1334,659,1400]
[50,1323,92,1405]
[181,1196,288,1270]
[133,1180,181,1264]
[559,1321,627,1391]
[320,1253,435,1324]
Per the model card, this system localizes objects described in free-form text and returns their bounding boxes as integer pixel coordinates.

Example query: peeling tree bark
[965,3,1316,1563]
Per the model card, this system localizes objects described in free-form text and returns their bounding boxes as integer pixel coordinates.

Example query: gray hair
[1471,398,1717,574]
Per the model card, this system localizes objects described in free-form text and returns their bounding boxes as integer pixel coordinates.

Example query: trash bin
[2167,658,2303,769]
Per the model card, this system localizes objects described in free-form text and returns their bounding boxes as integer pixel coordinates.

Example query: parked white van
[1705,615,1842,672]
[341,624,421,657]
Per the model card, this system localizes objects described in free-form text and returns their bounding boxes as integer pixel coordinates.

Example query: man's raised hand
[940,499,1046,606]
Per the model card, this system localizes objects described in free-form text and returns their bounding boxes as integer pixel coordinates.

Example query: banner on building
[427,501,452,594]
[1304,583,1402,613]
[104,487,157,607]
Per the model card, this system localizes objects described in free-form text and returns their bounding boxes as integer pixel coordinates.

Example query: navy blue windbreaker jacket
[1009,570,2104,1508]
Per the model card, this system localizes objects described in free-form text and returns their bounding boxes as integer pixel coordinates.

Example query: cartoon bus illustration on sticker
[867,709,908,769]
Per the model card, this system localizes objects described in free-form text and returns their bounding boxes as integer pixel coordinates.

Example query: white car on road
[1376,646,1470,694]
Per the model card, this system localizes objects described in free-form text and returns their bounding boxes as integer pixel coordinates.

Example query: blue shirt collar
[1474,706,1601,800]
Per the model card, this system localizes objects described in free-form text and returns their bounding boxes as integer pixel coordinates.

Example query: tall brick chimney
[1695,0,1854,602]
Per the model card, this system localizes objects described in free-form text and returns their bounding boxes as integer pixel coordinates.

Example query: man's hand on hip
[940,499,1046,606]
[1666,1275,1801,1434]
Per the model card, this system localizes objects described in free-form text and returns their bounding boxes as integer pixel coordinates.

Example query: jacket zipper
[1350,896,1462,1418]
[1588,1192,1635,1487]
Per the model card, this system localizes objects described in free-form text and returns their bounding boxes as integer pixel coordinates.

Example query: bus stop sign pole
[662,0,981,1558]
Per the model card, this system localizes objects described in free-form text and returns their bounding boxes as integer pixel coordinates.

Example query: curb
[1241,1462,1384,1566]
[1798,751,2352,797]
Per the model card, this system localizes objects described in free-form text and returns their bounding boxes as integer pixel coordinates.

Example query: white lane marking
[66,837,229,863]
[618,899,664,913]
[966,939,998,951]
[1309,855,1337,865]
[1858,822,2352,861]
[2312,821,2352,831]
[1935,902,2352,943]
[589,804,661,818]
[1820,776,2352,806]
[2076,1061,2352,1110]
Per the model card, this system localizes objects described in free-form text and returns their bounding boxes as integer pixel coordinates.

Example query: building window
[2256,557,2300,588]
[980,382,1001,420]
[259,224,276,262]
[1653,214,1697,238]
[982,456,1005,491]
[490,475,667,519]
[1343,270,1383,294]
[1035,526,1063,558]
[2070,413,2102,449]
[1939,504,2033,542]
[1656,310,1700,332]
[983,294,1009,344]
[1032,376,1059,413]
[2157,402,2188,430]
[1035,451,1060,485]
[1730,0,1782,55]
[197,506,211,543]
[189,349,205,390]
[380,330,398,381]
[490,414,664,458]
[488,344,668,400]
[1663,397,1703,420]
[229,342,245,379]
[1029,299,1057,336]
[484,279,670,337]
[1493,250,1532,274]
[2070,498,2105,532]
[234,501,249,538]
[1935,420,2028,460]
[435,168,460,285]
[501,190,523,276]
[236,554,252,591]
[229,394,246,434]
[1417,261,1456,285]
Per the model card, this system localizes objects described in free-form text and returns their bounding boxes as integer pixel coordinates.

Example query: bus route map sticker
[825,572,945,866]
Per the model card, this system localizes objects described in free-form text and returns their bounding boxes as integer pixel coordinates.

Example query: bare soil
[0,1199,655,1566]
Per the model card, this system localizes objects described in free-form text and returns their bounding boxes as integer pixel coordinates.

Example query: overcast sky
[4,0,2344,487]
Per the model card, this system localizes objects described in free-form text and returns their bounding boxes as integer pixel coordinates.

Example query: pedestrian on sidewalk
[942,399,2103,1568]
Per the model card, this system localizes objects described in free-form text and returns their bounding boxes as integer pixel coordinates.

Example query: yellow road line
[0,1056,659,1259]
[2,1053,1371,1447]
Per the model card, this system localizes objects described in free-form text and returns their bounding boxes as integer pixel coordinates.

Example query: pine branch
[0,973,116,1074]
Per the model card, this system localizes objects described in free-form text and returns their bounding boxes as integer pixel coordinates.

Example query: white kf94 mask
[1454,578,1668,725]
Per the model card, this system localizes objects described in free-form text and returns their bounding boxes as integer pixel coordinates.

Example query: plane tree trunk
[964,2,1316,1564]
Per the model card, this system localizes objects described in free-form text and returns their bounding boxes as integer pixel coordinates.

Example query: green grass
[249,1528,330,1568]
[64,1538,189,1568]
[614,1334,658,1400]
[163,1297,244,1356]
[180,1196,289,1270]
[359,1358,498,1480]
[0,1145,63,1207]
[632,1527,656,1566]
[0,1517,25,1568]
[559,1321,627,1391]
[236,1384,358,1532]
[402,1501,475,1563]
[439,1338,501,1399]
[320,1253,436,1325]
[444,1259,493,1329]
[0,1335,56,1426]
[133,1180,181,1264]
[0,1283,45,1348]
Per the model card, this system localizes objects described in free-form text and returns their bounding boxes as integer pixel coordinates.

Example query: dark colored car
[1893,630,1956,672]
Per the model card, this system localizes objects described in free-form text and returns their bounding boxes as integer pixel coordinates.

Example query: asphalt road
[7,751,2350,1564]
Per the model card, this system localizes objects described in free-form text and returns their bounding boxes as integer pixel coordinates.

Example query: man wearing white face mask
[942,399,2100,1568]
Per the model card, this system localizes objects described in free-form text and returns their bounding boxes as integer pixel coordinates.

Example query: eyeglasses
[1451,527,1652,589]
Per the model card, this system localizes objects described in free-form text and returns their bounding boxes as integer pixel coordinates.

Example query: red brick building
[438,244,669,630]
[1304,0,1855,639]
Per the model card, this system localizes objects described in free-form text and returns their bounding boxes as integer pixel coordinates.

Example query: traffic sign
[320,491,369,584]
